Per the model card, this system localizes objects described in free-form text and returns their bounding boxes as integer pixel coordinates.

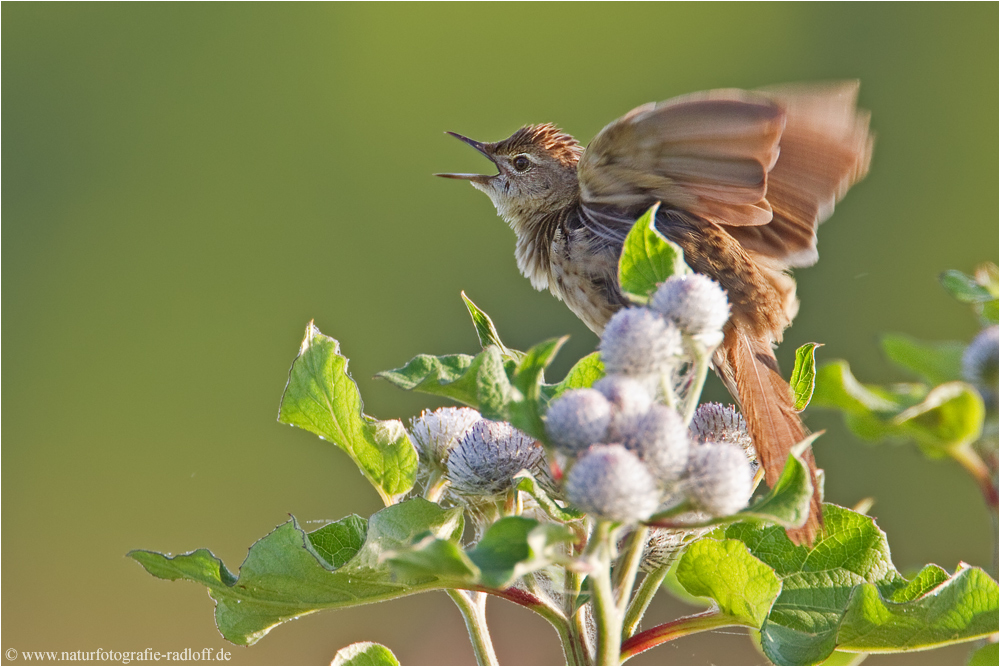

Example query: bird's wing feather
[578,89,786,227]
[721,82,874,267]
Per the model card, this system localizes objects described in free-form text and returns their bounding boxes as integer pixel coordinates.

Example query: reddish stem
[620,611,743,661]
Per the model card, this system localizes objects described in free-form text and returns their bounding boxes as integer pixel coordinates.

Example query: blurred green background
[3,4,997,665]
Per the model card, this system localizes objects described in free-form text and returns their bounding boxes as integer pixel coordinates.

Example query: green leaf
[726,504,999,665]
[332,642,399,666]
[129,499,464,646]
[941,270,995,303]
[981,299,999,325]
[790,343,823,411]
[675,538,782,628]
[515,472,584,523]
[307,515,367,569]
[279,322,418,504]
[375,353,479,406]
[892,381,985,455]
[543,352,605,402]
[880,334,965,385]
[474,345,518,421]
[508,337,567,440]
[388,516,576,590]
[811,360,923,442]
[469,517,576,588]
[618,203,690,302]
[462,291,524,362]
[377,345,518,423]
[969,641,999,666]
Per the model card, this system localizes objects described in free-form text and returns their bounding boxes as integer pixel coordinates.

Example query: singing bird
[437,82,873,544]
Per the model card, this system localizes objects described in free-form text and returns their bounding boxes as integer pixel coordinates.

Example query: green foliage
[617,203,690,302]
[134,260,999,665]
[129,499,463,646]
[278,322,418,504]
[812,360,984,457]
[461,291,524,362]
[724,504,998,665]
[790,343,822,411]
[968,641,999,666]
[880,334,964,385]
[675,539,781,628]
[387,516,576,590]
[331,642,400,666]
[940,264,999,324]
[543,351,605,401]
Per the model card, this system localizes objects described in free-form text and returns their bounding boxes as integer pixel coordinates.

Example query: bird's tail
[716,325,823,545]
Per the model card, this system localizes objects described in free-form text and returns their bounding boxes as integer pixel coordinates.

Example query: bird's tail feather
[716,325,823,545]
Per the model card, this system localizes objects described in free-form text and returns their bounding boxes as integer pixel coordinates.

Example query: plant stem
[565,565,593,665]
[612,526,648,616]
[622,561,671,639]
[680,341,711,425]
[951,443,998,511]
[423,470,449,503]
[447,589,499,666]
[590,521,623,665]
[619,610,742,662]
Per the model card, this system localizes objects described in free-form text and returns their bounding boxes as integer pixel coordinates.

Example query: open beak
[435,132,496,183]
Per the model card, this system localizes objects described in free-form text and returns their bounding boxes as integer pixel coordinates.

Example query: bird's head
[437,124,583,224]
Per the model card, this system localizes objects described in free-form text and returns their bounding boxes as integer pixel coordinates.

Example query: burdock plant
[129,209,999,666]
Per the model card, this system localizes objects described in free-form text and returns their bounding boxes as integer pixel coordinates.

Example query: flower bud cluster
[410,407,544,500]
[546,274,755,523]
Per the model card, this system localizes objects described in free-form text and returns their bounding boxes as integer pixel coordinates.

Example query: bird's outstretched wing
[578,82,873,268]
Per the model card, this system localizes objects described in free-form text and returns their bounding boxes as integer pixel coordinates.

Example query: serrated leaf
[675,538,781,628]
[892,381,985,455]
[387,516,576,590]
[726,504,999,665]
[880,334,965,385]
[941,270,995,303]
[790,343,823,411]
[618,203,691,302]
[542,352,605,402]
[375,353,479,406]
[129,499,464,646]
[279,323,418,504]
[461,291,523,362]
[508,337,567,440]
[332,642,399,666]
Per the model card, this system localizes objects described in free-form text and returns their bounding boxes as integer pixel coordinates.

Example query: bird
[437,82,873,544]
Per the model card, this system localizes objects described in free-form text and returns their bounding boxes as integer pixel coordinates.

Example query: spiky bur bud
[594,375,654,442]
[565,444,661,522]
[446,420,544,496]
[620,405,690,484]
[545,388,612,456]
[685,443,754,517]
[410,407,482,474]
[599,307,683,378]
[689,403,757,469]
[638,525,712,573]
[963,325,999,406]
[650,274,730,344]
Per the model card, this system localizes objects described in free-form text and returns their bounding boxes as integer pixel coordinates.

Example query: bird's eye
[512,155,531,172]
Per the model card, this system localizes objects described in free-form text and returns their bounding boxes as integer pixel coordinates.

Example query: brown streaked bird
[437,82,873,544]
